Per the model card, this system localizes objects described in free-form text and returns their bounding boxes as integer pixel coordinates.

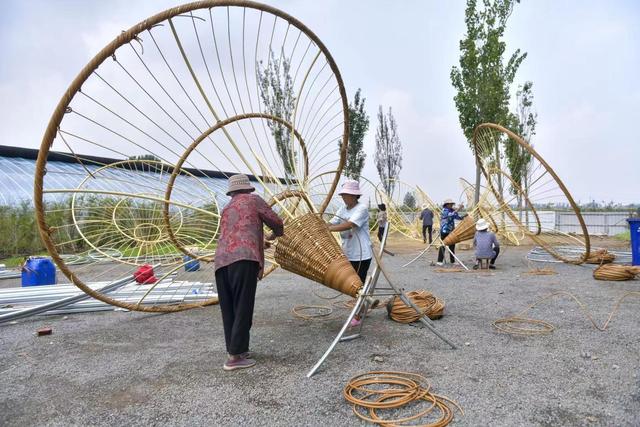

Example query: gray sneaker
[223,356,256,371]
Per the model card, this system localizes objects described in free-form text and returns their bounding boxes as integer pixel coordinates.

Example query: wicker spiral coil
[585,249,616,264]
[386,290,445,323]
[593,264,640,281]
[274,213,363,298]
[442,216,477,246]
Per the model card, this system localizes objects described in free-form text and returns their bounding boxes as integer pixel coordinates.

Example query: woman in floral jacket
[214,174,283,371]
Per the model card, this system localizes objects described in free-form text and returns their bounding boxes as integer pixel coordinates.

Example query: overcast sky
[1,0,638,204]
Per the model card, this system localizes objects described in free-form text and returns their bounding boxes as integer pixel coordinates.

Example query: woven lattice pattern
[442,216,476,246]
[274,213,362,297]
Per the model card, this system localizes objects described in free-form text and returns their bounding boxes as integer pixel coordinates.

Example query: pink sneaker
[223,356,256,371]
[349,317,362,328]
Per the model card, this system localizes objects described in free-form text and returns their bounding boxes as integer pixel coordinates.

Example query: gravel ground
[1,243,639,426]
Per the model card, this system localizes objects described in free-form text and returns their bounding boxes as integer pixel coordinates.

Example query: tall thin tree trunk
[494,140,506,230]
[474,160,481,209]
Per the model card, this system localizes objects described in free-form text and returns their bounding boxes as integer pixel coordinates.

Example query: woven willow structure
[374,179,441,242]
[35,1,348,312]
[459,177,525,246]
[472,123,590,264]
[442,216,477,246]
[274,213,362,297]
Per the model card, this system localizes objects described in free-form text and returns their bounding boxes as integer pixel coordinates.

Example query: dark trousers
[377,226,385,242]
[214,260,259,356]
[490,247,500,265]
[476,247,500,265]
[437,232,455,263]
[422,225,433,243]
[350,258,372,284]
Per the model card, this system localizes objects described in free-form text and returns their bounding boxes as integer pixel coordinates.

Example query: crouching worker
[214,174,284,371]
[473,218,500,270]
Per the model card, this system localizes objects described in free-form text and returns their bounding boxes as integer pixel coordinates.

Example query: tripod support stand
[306,226,457,377]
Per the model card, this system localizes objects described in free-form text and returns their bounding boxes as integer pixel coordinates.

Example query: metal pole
[0,265,160,324]
[307,225,391,377]
[402,241,436,268]
[306,290,366,378]
[371,245,457,349]
[445,246,469,270]
[396,291,457,349]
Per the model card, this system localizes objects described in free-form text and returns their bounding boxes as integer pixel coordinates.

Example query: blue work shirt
[440,207,463,235]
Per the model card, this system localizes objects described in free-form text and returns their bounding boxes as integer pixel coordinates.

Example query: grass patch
[0,255,27,268]
[614,231,630,241]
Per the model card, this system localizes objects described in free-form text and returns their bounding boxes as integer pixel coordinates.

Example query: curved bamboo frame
[373,179,427,241]
[162,112,314,262]
[486,167,542,236]
[472,123,590,264]
[35,0,348,312]
[71,160,218,266]
[459,176,525,246]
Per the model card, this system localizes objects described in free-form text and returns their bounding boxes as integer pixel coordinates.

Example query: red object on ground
[133,265,158,284]
[36,327,52,336]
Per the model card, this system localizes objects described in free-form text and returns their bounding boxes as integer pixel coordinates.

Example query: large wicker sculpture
[274,213,362,297]
[35,1,348,312]
[472,123,590,264]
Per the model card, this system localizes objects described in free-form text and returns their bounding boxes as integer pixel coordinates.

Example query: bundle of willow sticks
[386,290,444,323]
[593,264,640,281]
[585,249,616,264]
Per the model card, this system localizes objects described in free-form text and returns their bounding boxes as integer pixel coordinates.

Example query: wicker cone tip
[442,216,476,246]
[274,213,363,298]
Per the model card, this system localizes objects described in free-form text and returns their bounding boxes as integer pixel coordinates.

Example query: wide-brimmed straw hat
[338,180,362,196]
[226,174,255,195]
[476,218,489,231]
[442,198,454,207]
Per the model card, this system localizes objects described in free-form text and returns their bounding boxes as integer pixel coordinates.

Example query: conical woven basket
[442,216,476,246]
[274,213,363,298]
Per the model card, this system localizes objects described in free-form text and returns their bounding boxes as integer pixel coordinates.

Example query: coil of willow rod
[387,290,445,322]
[290,304,334,320]
[365,392,458,427]
[593,264,639,281]
[344,371,462,426]
[493,291,640,335]
[344,372,427,409]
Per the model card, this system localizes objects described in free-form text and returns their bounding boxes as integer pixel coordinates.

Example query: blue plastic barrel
[183,256,201,272]
[627,218,640,266]
[21,257,57,287]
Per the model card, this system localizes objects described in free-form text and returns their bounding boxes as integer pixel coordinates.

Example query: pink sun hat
[338,180,362,196]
